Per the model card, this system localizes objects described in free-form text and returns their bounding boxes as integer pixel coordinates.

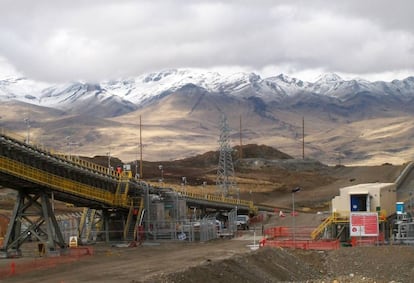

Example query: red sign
[350,212,379,236]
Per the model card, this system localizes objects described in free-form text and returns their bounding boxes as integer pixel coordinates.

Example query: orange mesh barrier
[263,239,340,250]
[264,226,315,240]
[0,247,94,280]
[264,226,290,238]
[351,233,385,247]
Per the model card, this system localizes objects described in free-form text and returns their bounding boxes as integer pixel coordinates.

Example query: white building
[331,183,396,218]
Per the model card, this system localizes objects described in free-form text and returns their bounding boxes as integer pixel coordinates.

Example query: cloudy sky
[0,0,413,83]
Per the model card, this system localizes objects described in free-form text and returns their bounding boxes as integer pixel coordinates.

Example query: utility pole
[24,117,30,144]
[302,116,305,160]
[239,115,243,159]
[139,115,143,179]
[135,143,139,179]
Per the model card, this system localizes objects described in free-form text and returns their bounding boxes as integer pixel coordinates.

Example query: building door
[350,194,367,211]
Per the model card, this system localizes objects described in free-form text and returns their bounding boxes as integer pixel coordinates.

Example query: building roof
[340,182,395,192]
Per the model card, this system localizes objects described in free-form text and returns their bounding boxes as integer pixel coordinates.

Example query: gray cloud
[0,0,413,82]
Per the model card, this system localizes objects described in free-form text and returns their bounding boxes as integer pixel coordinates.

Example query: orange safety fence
[262,239,341,250]
[350,233,385,247]
[264,226,316,240]
[264,226,290,238]
[0,246,94,280]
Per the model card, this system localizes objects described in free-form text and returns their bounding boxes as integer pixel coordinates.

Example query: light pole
[292,187,301,248]
[24,118,30,144]
[158,165,164,184]
[135,143,139,179]
[202,181,207,198]
[182,176,187,194]
[135,159,139,179]
[65,136,71,155]
[106,151,111,173]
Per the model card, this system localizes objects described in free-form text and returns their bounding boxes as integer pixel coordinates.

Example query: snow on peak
[315,73,343,83]
[0,77,50,104]
[1,69,414,109]
[102,69,265,104]
[272,73,307,86]
[275,73,294,83]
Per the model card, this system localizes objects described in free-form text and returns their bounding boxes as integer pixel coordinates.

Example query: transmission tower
[216,115,237,197]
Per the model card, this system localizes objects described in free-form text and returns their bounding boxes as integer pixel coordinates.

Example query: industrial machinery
[392,202,414,243]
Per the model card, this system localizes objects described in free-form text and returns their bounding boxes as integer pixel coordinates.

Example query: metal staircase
[123,197,143,241]
[311,214,334,240]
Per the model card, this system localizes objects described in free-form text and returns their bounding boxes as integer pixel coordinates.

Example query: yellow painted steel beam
[0,156,130,208]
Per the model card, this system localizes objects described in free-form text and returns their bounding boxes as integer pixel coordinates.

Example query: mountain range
[1,69,414,165]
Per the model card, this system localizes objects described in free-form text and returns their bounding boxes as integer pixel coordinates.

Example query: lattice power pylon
[216,115,237,197]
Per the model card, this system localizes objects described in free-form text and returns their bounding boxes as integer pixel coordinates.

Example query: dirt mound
[148,247,323,283]
[234,144,293,160]
[147,245,414,283]
[321,245,414,282]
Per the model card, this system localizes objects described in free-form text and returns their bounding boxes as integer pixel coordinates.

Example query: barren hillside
[84,144,405,211]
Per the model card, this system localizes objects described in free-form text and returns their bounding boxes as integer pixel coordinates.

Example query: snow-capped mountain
[102,69,285,105]
[39,82,136,117]
[2,69,414,116]
[1,68,414,164]
[0,77,49,104]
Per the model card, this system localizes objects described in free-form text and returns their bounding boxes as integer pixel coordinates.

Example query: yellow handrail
[310,209,388,240]
[173,187,257,213]
[311,214,334,240]
[1,128,122,179]
[0,156,130,208]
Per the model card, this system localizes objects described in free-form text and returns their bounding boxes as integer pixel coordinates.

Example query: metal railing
[0,128,122,179]
[310,214,334,240]
[310,210,389,240]
[176,188,257,213]
[0,156,130,208]
[148,182,257,213]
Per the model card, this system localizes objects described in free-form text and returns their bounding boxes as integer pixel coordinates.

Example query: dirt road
[2,236,414,283]
[1,238,255,283]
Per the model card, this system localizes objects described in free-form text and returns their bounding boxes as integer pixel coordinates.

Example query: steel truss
[216,115,237,197]
[0,190,67,258]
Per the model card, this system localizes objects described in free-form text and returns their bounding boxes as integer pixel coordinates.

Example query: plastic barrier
[264,226,290,238]
[0,247,94,280]
[351,233,385,247]
[263,239,340,250]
